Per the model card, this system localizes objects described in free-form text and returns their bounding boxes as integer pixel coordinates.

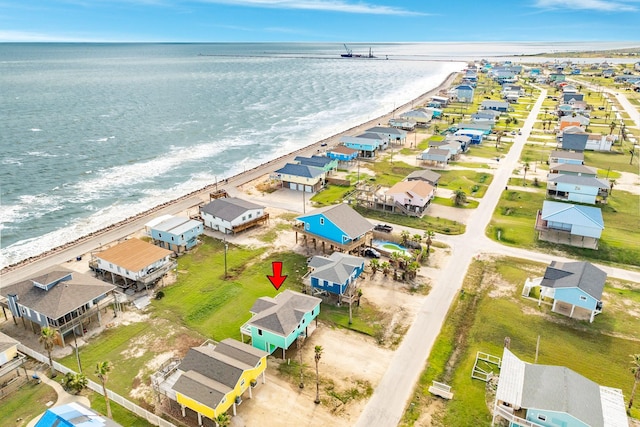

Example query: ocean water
[2,41,635,269]
[0,42,466,268]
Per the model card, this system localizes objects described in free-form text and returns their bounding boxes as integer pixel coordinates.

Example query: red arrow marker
[267,261,287,290]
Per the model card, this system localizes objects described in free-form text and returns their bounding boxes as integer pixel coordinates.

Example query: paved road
[354,86,549,427]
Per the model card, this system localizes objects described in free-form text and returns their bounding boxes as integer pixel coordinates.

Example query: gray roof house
[0,267,115,347]
[418,148,451,165]
[548,163,597,177]
[406,169,441,186]
[365,126,407,145]
[308,252,365,297]
[549,150,584,165]
[547,174,611,204]
[493,348,628,427]
[560,132,589,151]
[480,100,509,112]
[199,197,268,234]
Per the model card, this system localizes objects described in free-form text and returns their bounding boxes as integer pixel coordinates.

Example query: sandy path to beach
[0,71,460,285]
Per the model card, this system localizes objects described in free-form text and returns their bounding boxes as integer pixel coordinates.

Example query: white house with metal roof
[145,215,203,253]
[493,348,628,427]
[200,197,268,234]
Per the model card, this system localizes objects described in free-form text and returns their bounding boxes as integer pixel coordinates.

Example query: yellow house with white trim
[172,338,268,424]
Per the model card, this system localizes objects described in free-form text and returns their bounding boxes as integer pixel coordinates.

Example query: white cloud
[198,0,426,16]
[534,0,638,12]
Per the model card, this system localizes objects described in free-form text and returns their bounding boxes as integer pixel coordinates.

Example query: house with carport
[406,169,441,187]
[273,163,325,192]
[307,252,365,300]
[523,261,606,323]
[400,109,433,126]
[546,174,610,204]
[365,126,407,146]
[240,290,321,358]
[92,238,175,289]
[0,267,115,347]
[384,180,435,216]
[535,201,604,249]
[145,214,203,254]
[340,133,384,158]
[200,197,268,234]
[418,148,451,166]
[162,339,268,424]
[294,203,373,254]
[493,348,628,427]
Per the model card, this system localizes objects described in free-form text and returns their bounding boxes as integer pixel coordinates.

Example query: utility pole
[223,238,229,279]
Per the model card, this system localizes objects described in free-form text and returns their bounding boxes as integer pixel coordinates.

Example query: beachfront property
[384,180,435,217]
[158,339,268,424]
[549,150,584,165]
[406,169,441,187]
[546,174,610,205]
[340,133,385,157]
[365,126,408,146]
[0,267,116,347]
[388,118,417,131]
[199,197,268,235]
[326,145,359,163]
[144,214,203,254]
[418,148,451,166]
[523,261,606,323]
[294,203,373,254]
[452,84,475,102]
[492,348,628,427]
[399,108,433,126]
[535,200,604,249]
[480,100,509,112]
[272,162,325,192]
[294,155,339,175]
[429,95,450,108]
[35,402,122,427]
[307,252,365,299]
[240,290,321,358]
[92,238,176,289]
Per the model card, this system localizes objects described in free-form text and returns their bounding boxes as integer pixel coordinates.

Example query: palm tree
[424,230,435,256]
[405,261,420,281]
[412,233,423,246]
[61,372,88,394]
[522,162,530,186]
[610,121,617,135]
[369,259,380,276]
[314,345,323,404]
[496,130,503,149]
[381,261,391,276]
[39,326,57,377]
[96,361,113,419]
[453,189,467,207]
[216,413,231,427]
[630,354,640,411]
[400,230,410,247]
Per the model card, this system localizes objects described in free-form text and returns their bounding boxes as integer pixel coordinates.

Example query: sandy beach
[0,70,460,284]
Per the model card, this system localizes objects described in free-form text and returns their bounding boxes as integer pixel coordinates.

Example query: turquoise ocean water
[0,41,634,268]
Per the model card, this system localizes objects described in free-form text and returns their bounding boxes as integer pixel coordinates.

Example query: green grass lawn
[402,257,640,426]
[311,183,355,207]
[354,206,465,235]
[0,380,57,427]
[89,392,154,426]
[465,140,513,159]
[432,196,479,209]
[584,149,638,174]
[436,170,494,198]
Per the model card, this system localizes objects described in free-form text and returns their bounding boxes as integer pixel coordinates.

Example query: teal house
[240,290,321,358]
[294,155,339,175]
[493,348,628,427]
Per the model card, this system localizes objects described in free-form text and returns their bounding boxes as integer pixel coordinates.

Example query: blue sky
[1,0,639,43]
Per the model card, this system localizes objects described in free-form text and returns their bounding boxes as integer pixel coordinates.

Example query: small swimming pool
[372,240,409,254]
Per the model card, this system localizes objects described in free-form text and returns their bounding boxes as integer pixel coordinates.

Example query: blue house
[537,261,606,323]
[326,145,359,162]
[454,129,485,144]
[146,215,203,253]
[35,402,121,427]
[453,84,475,102]
[308,252,365,297]
[294,155,338,174]
[494,348,628,427]
[294,203,373,253]
[535,201,604,249]
[457,122,493,135]
[340,134,383,158]
[240,290,321,358]
[365,126,407,146]
[546,174,610,204]
[480,100,509,112]
[549,150,584,165]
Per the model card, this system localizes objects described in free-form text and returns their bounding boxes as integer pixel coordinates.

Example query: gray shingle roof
[309,253,364,289]
[0,331,18,353]
[550,150,584,161]
[548,174,610,190]
[297,203,373,240]
[406,169,441,184]
[200,197,265,222]
[294,156,333,168]
[365,126,406,136]
[562,133,589,151]
[173,370,227,408]
[1,267,115,320]
[549,163,597,175]
[248,290,321,336]
[274,163,324,178]
[540,261,607,300]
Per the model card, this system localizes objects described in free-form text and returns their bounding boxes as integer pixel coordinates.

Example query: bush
[155,290,165,300]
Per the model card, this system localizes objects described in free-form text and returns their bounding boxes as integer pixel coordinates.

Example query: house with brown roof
[0,267,115,346]
[384,180,435,216]
[92,238,175,289]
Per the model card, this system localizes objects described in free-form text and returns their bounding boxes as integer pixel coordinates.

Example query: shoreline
[0,70,460,279]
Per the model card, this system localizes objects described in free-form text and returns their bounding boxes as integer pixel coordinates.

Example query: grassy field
[402,257,640,426]
[354,206,465,235]
[0,380,57,427]
[432,196,479,209]
[436,170,494,198]
[89,392,155,426]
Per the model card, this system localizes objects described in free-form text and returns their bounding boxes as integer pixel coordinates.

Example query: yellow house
[172,338,268,425]
[0,332,19,367]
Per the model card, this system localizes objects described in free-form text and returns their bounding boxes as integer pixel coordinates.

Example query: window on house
[159,233,162,238]
[221,397,226,404]
[171,236,174,241]
[258,329,263,336]
[579,295,587,301]
[240,379,245,387]
[537,414,547,422]
[242,216,246,221]
[117,266,121,273]
[248,213,252,219]
[320,218,324,225]
[109,263,113,269]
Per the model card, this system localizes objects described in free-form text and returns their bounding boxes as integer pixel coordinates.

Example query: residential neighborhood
[1,54,639,427]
